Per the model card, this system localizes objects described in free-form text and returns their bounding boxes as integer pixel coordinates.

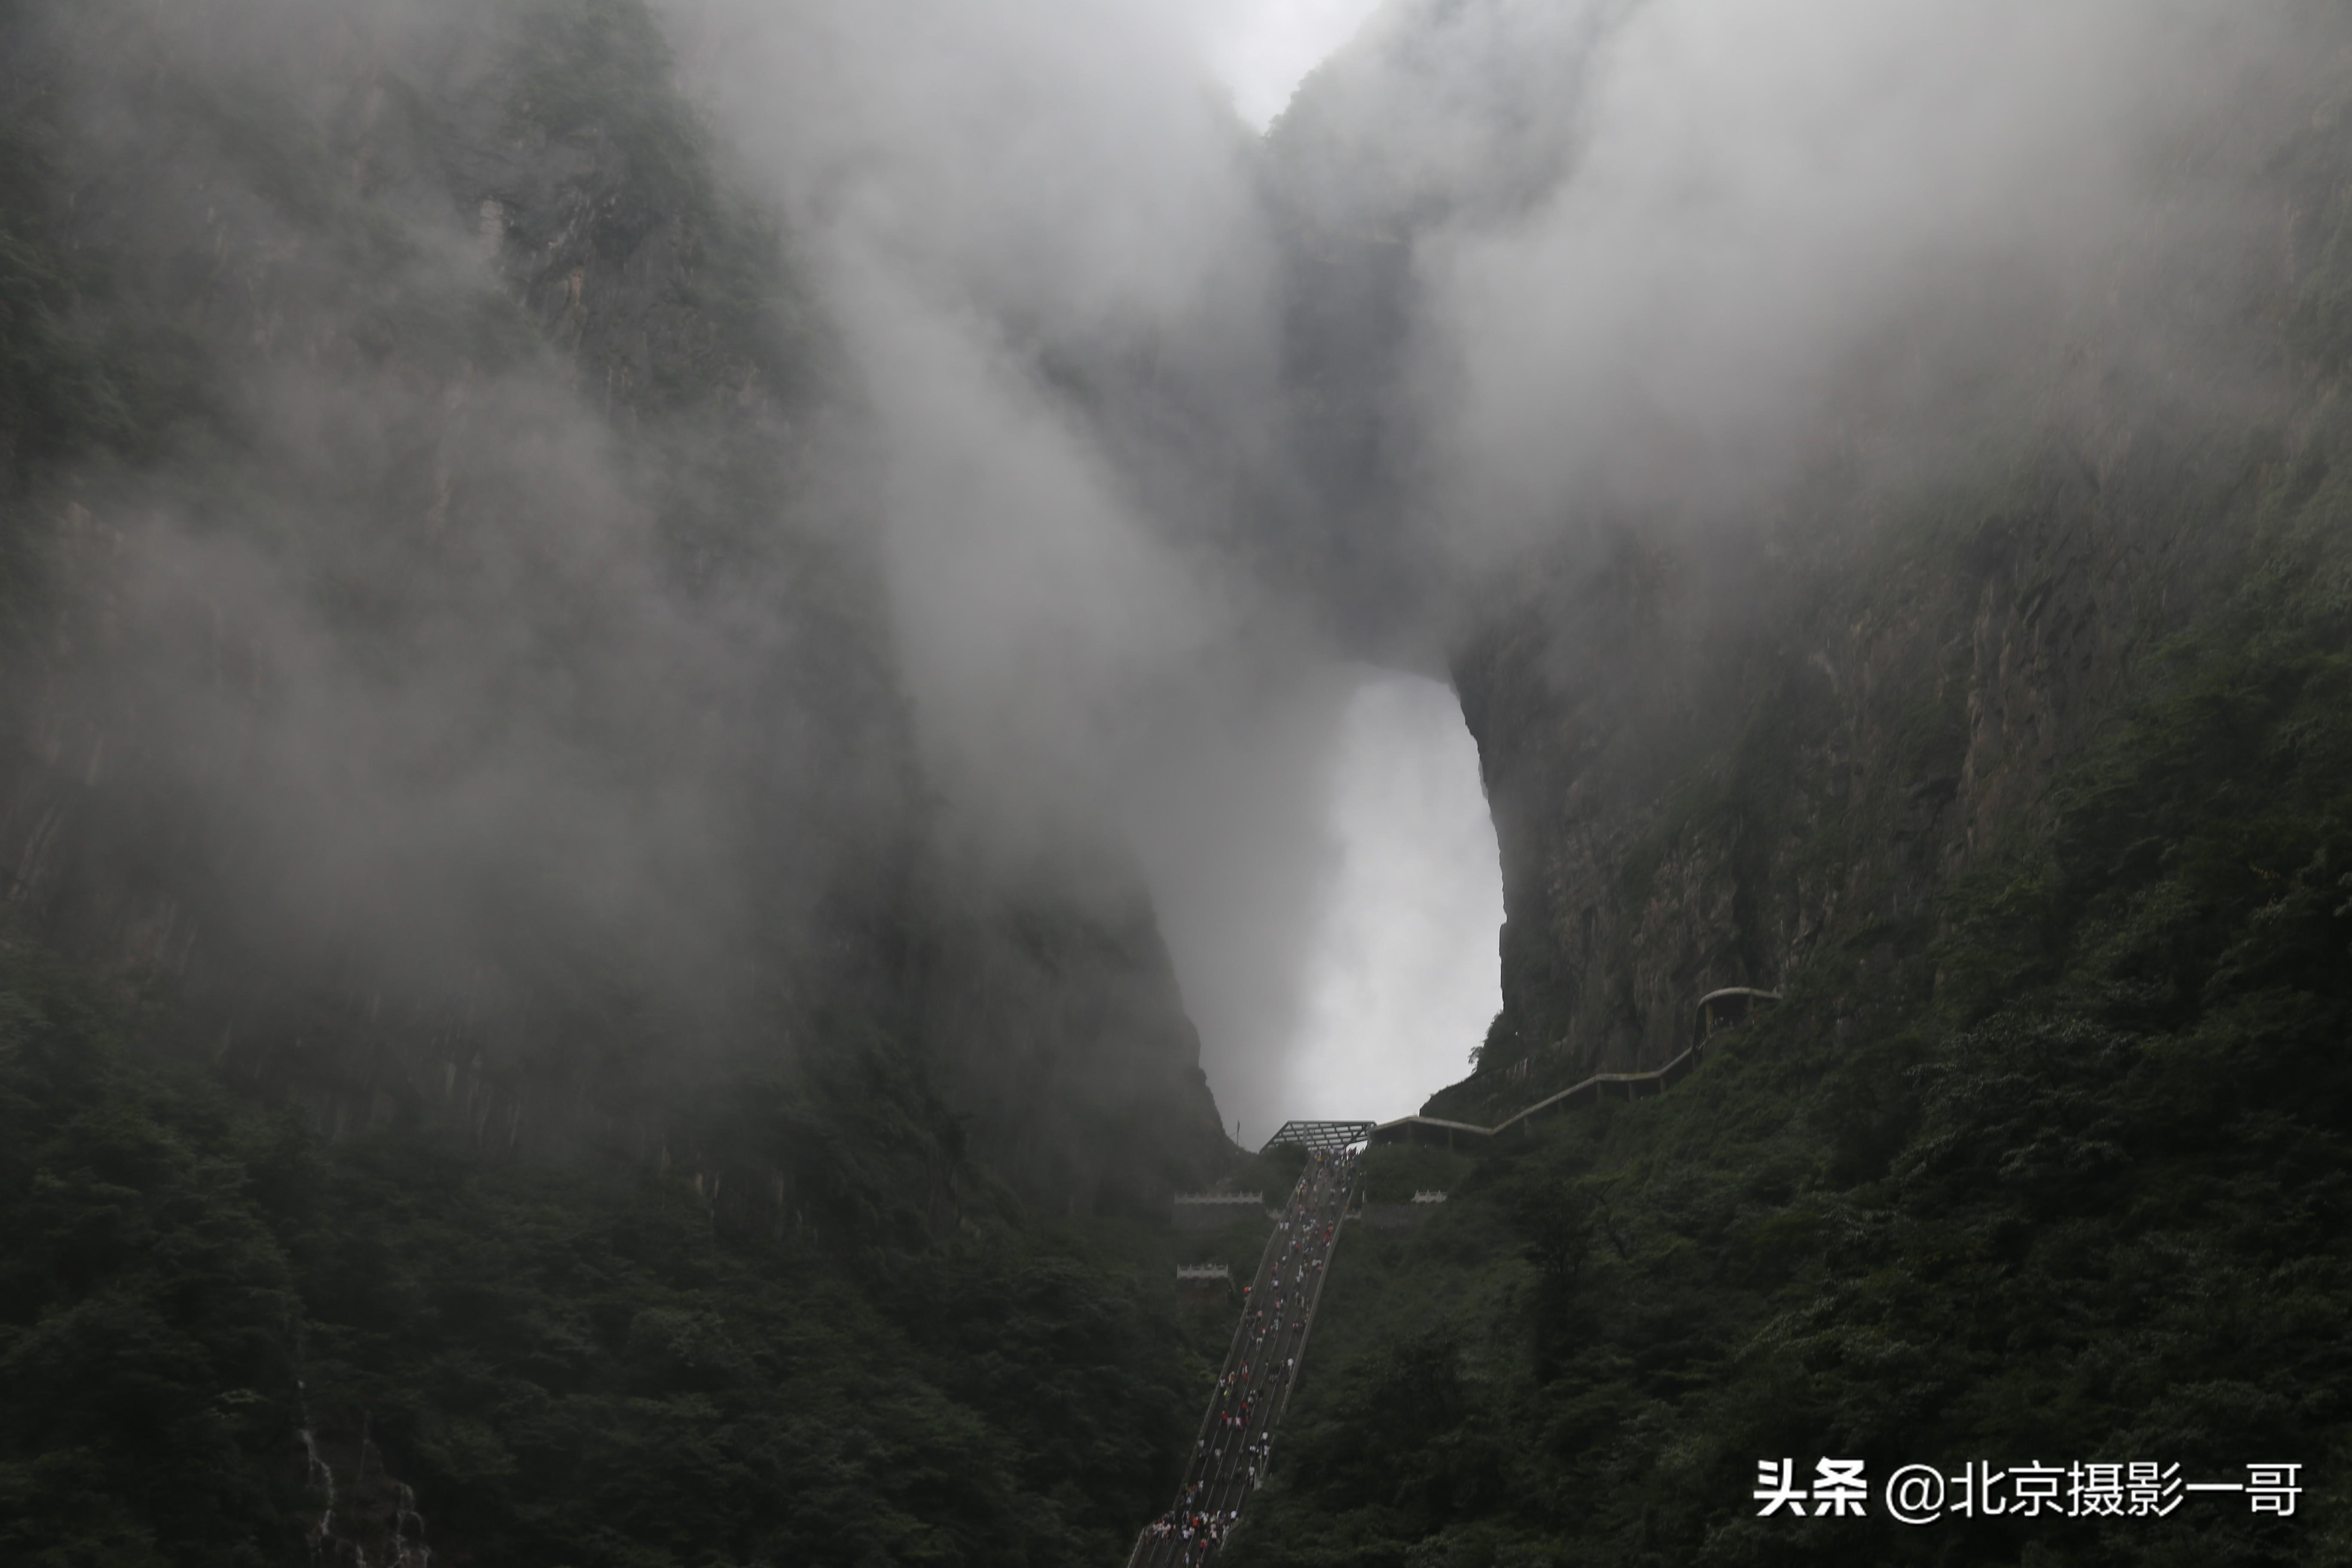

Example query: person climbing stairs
[1127,1147,1357,1565]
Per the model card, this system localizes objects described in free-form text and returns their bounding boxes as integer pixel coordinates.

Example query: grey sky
[1203,0,1385,128]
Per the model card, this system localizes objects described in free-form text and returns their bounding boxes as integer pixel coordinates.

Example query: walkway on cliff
[1364,988,1779,1149]
[1126,992,1776,1559]
[1127,1149,1357,1565]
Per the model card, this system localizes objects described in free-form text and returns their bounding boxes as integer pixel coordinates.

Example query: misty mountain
[0,0,1229,1207]
[1224,1,2352,1564]
[2,0,2349,1562]
[1,0,1233,1559]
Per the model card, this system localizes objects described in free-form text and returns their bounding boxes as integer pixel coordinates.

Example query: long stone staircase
[1127,1150,1356,1565]
[1128,992,1776,1559]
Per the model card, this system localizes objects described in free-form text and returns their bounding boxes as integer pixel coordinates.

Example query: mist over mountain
[1,0,2348,1562]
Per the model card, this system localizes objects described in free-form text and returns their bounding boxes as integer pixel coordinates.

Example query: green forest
[0,963,1260,1566]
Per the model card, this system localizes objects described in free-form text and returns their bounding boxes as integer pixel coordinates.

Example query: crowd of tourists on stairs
[1132,1147,1359,1565]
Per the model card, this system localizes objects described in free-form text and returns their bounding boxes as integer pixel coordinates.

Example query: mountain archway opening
[1277,669,1503,1130]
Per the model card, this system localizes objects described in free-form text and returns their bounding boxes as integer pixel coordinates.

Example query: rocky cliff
[1254,0,2352,1121]
[0,0,1230,1213]
[1448,392,2281,1100]
[1225,16,2352,1563]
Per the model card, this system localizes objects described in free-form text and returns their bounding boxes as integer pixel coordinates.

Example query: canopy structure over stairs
[1259,1120,1374,1154]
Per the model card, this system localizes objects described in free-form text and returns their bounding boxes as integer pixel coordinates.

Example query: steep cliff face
[1227,17,2352,1564]
[1252,0,2352,1127]
[0,0,1228,1209]
[1449,404,2277,1099]
[1342,27,2352,1115]
[917,877,1231,1216]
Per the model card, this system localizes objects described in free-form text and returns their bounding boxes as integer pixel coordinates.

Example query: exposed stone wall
[1449,360,2298,1102]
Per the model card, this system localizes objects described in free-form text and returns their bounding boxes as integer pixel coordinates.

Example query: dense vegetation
[0,956,1231,1567]
[1229,508,2352,1566]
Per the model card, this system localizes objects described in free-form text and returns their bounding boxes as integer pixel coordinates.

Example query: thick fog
[662,0,1375,1122]
[1404,0,2288,579]
[14,0,2328,1143]
[660,0,2301,1123]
